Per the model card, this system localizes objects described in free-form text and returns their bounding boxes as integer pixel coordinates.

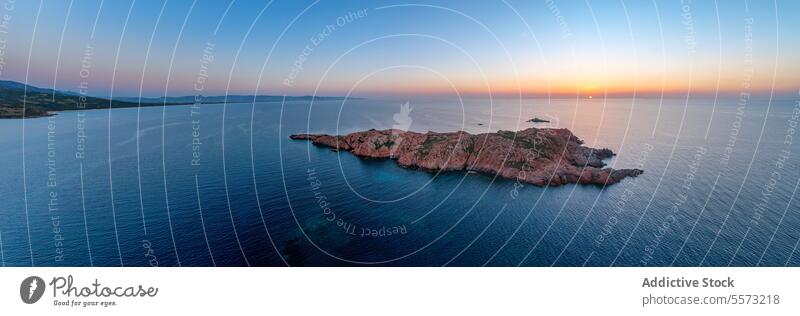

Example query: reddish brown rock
[290,127,643,187]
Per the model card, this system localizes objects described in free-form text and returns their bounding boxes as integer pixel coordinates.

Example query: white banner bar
[0,268,796,315]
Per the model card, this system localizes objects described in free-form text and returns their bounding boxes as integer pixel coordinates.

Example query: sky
[0,0,796,98]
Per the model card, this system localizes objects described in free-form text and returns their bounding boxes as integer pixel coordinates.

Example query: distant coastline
[112,94,360,104]
[0,80,357,119]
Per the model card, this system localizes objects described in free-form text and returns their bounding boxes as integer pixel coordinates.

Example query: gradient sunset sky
[0,0,797,98]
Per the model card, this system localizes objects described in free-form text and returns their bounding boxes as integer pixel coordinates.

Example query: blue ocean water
[0,97,798,266]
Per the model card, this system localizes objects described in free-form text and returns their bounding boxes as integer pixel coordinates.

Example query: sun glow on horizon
[0,1,795,98]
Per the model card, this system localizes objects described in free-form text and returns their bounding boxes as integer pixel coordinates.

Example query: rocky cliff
[290,127,642,186]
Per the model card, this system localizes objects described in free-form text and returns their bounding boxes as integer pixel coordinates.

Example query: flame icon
[28,278,38,300]
[392,101,413,132]
[390,101,413,157]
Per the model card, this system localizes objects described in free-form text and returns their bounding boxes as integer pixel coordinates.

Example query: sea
[0,96,798,266]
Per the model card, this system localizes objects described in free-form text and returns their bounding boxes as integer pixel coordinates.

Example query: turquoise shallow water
[0,96,798,266]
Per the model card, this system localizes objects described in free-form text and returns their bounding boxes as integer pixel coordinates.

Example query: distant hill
[0,80,356,118]
[0,80,56,94]
[0,80,160,118]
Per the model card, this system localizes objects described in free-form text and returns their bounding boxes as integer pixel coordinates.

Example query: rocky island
[290,127,642,186]
[527,117,550,123]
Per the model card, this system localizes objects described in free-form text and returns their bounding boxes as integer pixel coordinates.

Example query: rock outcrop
[290,128,643,186]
